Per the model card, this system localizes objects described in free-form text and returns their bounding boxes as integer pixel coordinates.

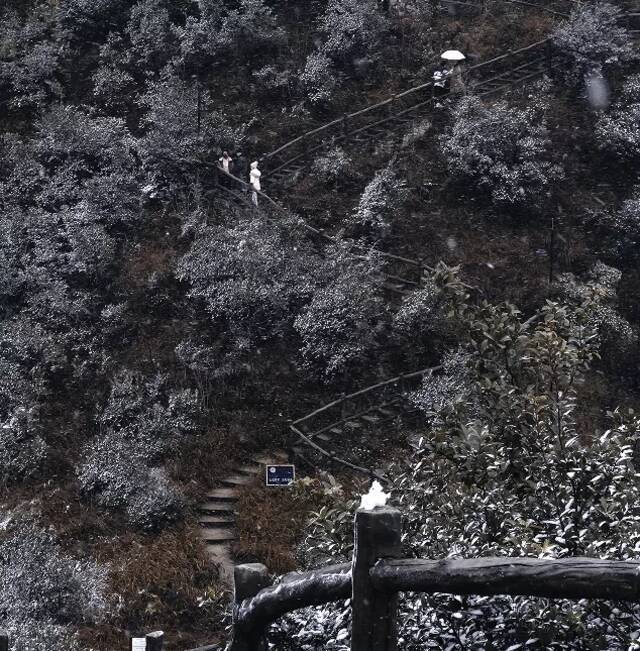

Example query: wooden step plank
[329,427,343,435]
[361,414,381,424]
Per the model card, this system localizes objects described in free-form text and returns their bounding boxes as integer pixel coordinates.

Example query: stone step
[361,414,381,424]
[199,501,236,514]
[384,281,408,291]
[317,433,331,442]
[329,427,343,436]
[237,463,262,475]
[205,487,238,501]
[199,514,235,526]
[252,451,288,465]
[201,529,237,543]
[221,474,255,487]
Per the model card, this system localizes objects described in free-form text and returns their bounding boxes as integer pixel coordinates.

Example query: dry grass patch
[233,477,328,574]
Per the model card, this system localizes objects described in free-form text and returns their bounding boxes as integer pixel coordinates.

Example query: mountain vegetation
[0,0,639,649]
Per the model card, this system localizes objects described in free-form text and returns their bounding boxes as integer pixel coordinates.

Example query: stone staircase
[198,450,289,582]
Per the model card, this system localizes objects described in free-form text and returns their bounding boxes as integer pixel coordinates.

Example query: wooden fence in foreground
[226,506,640,651]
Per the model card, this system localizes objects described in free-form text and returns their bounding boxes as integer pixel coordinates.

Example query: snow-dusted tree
[92,59,138,116]
[126,0,180,74]
[54,0,131,41]
[137,66,240,178]
[290,268,640,649]
[31,104,137,211]
[348,166,407,241]
[26,205,116,282]
[0,9,65,111]
[299,0,388,106]
[177,215,319,349]
[595,73,640,163]
[312,146,355,186]
[0,132,46,211]
[294,246,386,378]
[392,274,453,348]
[0,511,109,651]
[319,0,388,65]
[595,188,640,262]
[299,52,341,107]
[554,261,637,373]
[252,64,295,103]
[0,407,47,486]
[77,371,198,529]
[441,95,563,209]
[552,2,634,77]
[217,0,286,62]
[179,0,285,73]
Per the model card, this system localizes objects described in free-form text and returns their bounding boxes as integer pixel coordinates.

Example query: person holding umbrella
[441,49,466,95]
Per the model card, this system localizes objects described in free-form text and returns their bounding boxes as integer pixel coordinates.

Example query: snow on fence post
[351,506,402,651]
[0,631,8,651]
[228,563,273,651]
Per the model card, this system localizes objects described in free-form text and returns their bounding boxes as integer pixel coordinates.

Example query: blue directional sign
[266,464,295,486]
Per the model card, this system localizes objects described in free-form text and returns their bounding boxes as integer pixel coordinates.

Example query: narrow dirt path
[197,450,288,582]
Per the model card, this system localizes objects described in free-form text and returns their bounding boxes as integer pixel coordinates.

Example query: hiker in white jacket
[249,161,261,206]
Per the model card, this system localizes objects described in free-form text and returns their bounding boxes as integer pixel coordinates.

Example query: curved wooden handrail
[204,4,638,480]
[197,163,430,281]
[230,555,640,643]
[288,366,441,483]
[262,24,554,166]
[233,567,352,639]
[290,425,389,483]
[292,366,439,427]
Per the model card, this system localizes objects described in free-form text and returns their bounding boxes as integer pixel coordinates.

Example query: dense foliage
[1,0,639,648]
[0,513,109,651]
[286,265,640,650]
[441,92,563,209]
[551,2,635,77]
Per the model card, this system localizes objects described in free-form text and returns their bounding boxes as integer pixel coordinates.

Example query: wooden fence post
[228,563,272,651]
[145,631,164,650]
[0,631,8,651]
[351,506,402,651]
[387,95,396,118]
[342,114,349,136]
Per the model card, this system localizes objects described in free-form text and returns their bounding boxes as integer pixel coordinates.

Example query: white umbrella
[441,50,466,61]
